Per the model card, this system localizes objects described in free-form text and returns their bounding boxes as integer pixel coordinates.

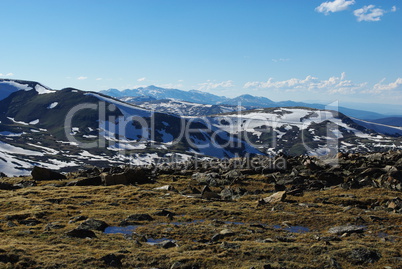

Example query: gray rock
[328,225,365,235]
[346,247,381,265]
[74,176,102,186]
[259,191,287,204]
[78,218,109,231]
[220,187,235,200]
[100,253,125,267]
[220,241,240,249]
[201,186,221,200]
[120,214,154,225]
[0,182,17,190]
[66,228,97,238]
[44,222,65,231]
[31,166,66,181]
[157,240,177,249]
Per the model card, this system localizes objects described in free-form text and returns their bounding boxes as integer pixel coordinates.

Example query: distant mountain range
[101,85,390,120]
[1,79,402,176]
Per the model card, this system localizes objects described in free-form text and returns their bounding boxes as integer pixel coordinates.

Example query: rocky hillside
[0,80,261,176]
[1,79,402,177]
[209,107,402,155]
[125,98,247,116]
[0,151,402,268]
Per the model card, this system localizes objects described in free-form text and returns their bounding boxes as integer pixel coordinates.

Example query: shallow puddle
[273,225,310,233]
[104,225,140,235]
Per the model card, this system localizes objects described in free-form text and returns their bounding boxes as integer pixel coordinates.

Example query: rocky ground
[1,151,402,268]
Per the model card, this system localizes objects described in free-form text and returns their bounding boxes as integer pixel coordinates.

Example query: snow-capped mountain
[0,79,261,176]
[1,79,402,176]
[102,86,389,120]
[208,107,402,156]
[128,99,246,116]
[101,85,228,105]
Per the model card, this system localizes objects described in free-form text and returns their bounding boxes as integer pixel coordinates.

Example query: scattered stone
[101,172,127,186]
[388,197,402,210]
[5,213,30,221]
[120,214,154,225]
[201,186,221,200]
[346,247,381,265]
[220,187,235,200]
[66,228,97,238]
[156,240,177,249]
[0,182,18,190]
[101,167,154,186]
[153,185,176,191]
[153,209,175,217]
[328,225,365,235]
[78,218,109,231]
[259,191,287,205]
[219,229,235,236]
[220,241,240,249]
[73,177,102,186]
[100,254,125,267]
[31,166,66,181]
[44,222,65,231]
[0,253,20,264]
[211,234,224,242]
[18,218,41,226]
[6,221,17,227]
[69,215,88,223]
[276,236,296,242]
[13,181,36,188]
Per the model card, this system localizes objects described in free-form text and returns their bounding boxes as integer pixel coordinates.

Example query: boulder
[74,176,102,186]
[100,254,125,267]
[346,247,381,265]
[120,214,154,226]
[220,187,235,200]
[66,228,97,238]
[328,225,365,235]
[0,253,20,264]
[78,218,109,231]
[201,186,221,200]
[0,182,17,190]
[101,167,154,186]
[31,166,66,181]
[156,240,177,249]
[388,197,402,210]
[259,191,287,204]
[101,172,127,186]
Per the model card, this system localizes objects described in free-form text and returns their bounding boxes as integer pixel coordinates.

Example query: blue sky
[0,0,401,105]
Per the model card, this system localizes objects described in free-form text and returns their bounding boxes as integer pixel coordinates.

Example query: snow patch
[35,84,55,94]
[47,102,58,109]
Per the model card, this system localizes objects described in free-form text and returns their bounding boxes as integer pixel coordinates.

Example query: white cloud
[0,72,14,77]
[391,6,397,12]
[77,76,88,80]
[353,5,386,22]
[197,80,234,91]
[244,73,365,94]
[369,78,402,93]
[137,77,146,82]
[315,0,355,15]
[96,78,103,81]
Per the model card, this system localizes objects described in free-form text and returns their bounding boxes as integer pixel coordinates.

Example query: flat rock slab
[328,225,365,235]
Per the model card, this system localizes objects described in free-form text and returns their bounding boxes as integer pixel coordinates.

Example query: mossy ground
[1,174,401,268]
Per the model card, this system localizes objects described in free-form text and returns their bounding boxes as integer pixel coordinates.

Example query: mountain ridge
[100,86,389,120]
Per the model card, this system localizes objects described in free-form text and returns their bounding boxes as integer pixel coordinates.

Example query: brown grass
[0,174,401,268]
